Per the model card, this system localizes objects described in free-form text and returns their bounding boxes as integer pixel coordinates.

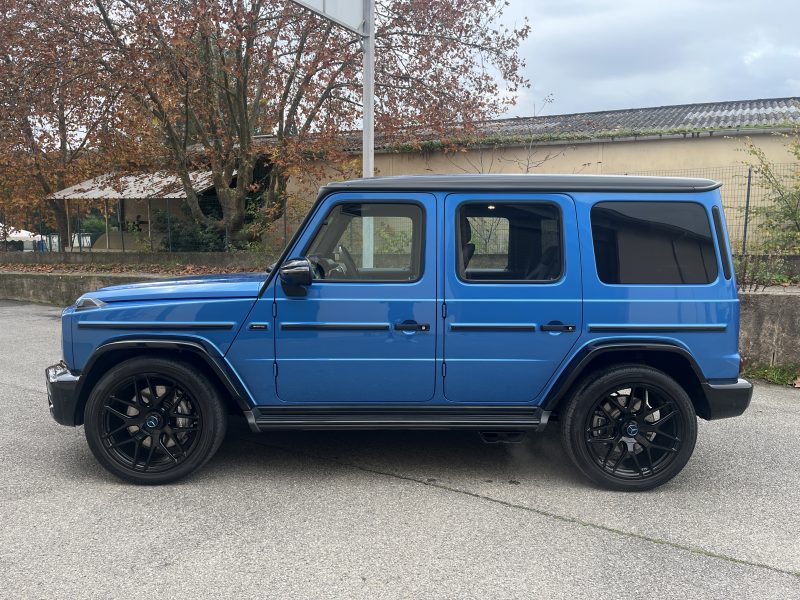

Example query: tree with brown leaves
[5,0,529,243]
[0,0,161,247]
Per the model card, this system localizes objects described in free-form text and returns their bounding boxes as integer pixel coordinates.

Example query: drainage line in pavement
[239,437,800,580]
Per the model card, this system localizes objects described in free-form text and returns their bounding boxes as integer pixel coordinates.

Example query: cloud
[501,0,800,115]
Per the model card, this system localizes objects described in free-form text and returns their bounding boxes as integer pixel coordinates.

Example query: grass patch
[742,363,800,386]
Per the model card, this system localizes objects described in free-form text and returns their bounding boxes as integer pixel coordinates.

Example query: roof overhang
[48,171,215,201]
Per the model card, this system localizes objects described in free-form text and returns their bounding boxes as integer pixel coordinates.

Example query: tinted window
[457,202,562,282]
[591,202,718,284]
[712,206,732,280]
[306,202,423,282]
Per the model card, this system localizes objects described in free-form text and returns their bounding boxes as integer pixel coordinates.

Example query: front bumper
[700,378,753,420]
[46,361,81,426]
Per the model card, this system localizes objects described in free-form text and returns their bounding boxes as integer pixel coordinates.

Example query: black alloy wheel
[561,365,698,491]
[84,357,227,484]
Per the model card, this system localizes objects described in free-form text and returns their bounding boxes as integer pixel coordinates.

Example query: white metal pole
[362,0,375,178]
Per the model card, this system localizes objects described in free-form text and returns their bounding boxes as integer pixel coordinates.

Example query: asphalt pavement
[1,300,798,599]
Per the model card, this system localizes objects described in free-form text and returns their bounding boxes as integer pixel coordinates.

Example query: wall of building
[372,131,796,176]
[282,129,798,251]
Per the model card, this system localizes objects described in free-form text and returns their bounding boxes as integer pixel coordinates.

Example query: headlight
[74,296,107,311]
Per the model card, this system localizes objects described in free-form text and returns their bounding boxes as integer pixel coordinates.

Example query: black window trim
[711,205,732,280]
[590,199,720,287]
[301,198,427,284]
[455,199,566,285]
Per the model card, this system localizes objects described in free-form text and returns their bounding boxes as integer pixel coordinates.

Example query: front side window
[305,202,423,282]
[457,202,563,282]
[591,201,718,285]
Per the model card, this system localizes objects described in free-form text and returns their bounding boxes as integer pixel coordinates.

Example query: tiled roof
[476,97,800,140]
[295,97,800,153]
[253,97,800,155]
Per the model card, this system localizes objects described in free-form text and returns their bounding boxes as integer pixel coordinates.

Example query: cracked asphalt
[1,300,799,599]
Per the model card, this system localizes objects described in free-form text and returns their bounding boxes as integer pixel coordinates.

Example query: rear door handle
[541,323,577,332]
[394,322,431,332]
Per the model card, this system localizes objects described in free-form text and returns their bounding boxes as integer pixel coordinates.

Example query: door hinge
[441,302,447,319]
[273,362,278,377]
[272,302,277,318]
[441,362,446,377]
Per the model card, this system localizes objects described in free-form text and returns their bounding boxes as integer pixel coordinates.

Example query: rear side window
[591,201,718,285]
[457,202,562,282]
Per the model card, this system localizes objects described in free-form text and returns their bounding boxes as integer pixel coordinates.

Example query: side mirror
[279,257,312,296]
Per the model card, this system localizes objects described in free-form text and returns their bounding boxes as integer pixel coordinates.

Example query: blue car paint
[86,272,265,302]
[69,298,259,372]
[61,305,76,369]
[442,193,583,403]
[61,185,741,409]
[66,274,267,373]
[574,191,740,383]
[226,192,439,405]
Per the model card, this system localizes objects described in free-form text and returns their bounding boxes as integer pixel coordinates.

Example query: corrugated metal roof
[49,171,216,201]
[478,97,800,139]
[252,96,800,152]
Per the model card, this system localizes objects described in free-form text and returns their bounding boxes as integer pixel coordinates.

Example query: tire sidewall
[562,365,698,491]
[84,357,226,485]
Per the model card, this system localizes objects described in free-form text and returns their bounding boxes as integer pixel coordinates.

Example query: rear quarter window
[591,201,718,285]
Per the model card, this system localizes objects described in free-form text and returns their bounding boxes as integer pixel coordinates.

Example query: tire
[560,364,697,491]
[84,357,227,485]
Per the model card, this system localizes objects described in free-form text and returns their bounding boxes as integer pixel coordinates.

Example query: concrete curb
[0,272,159,307]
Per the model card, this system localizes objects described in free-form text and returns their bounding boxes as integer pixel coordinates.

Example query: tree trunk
[47,199,69,252]
[218,186,246,239]
[264,166,288,222]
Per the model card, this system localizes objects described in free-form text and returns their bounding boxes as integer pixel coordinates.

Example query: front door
[443,193,582,403]
[275,193,437,403]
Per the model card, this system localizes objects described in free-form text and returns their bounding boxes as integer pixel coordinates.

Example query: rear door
[442,193,582,403]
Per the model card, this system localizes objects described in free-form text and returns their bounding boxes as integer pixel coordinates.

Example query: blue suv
[46,174,752,490]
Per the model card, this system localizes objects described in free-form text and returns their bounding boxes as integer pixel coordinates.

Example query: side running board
[244,406,550,432]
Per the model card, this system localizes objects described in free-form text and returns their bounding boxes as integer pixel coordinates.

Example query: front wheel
[84,357,227,484]
[561,365,698,491]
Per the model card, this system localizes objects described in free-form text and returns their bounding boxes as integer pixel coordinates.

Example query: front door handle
[394,322,431,332]
[541,323,577,332]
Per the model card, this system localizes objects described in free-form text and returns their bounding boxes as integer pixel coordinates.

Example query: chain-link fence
[2,164,798,258]
[629,164,798,255]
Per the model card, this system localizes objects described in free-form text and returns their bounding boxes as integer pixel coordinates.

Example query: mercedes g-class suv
[46,174,752,490]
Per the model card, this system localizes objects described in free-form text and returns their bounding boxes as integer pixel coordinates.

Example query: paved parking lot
[0,300,798,599]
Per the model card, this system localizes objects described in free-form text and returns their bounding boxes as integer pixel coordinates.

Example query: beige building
[371,97,799,177]
[51,97,800,252]
[349,97,799,251]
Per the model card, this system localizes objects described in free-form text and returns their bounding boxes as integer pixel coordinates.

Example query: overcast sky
[500,0,800,117]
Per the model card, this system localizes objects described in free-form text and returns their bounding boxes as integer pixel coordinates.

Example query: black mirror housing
[279,257,312,296]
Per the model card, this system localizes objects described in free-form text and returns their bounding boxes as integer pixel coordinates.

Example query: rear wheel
[84,357,227,484]
[561,365,697,491]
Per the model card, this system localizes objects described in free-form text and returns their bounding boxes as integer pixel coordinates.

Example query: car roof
[322,174,721,194]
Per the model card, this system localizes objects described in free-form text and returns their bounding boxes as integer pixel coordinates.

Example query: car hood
[85,273,268,302]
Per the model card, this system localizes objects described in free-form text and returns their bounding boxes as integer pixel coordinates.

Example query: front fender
[65,337,255,426]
